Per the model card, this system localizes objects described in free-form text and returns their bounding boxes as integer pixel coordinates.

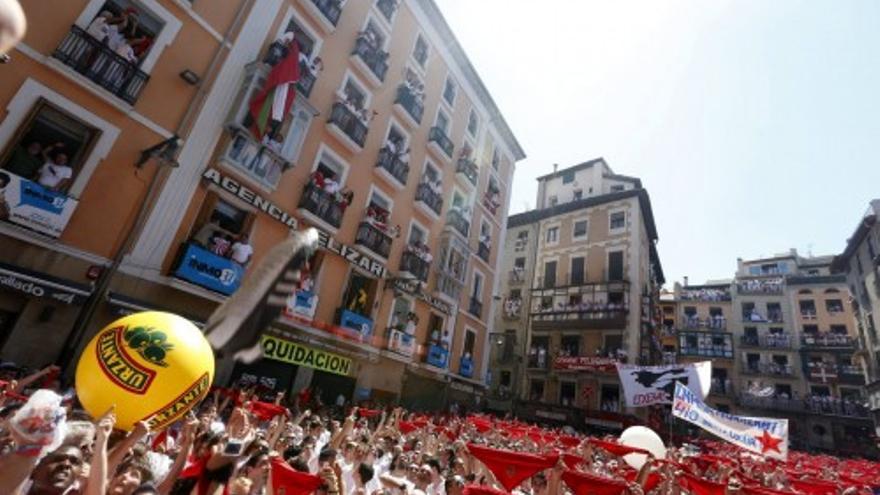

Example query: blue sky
[435,0,880,286]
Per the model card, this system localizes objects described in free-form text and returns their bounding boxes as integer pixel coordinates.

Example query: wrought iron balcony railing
[328,102,368,147]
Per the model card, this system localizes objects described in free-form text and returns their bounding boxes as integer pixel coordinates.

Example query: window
[573,219,588,239]
[514,257,525,269]
[435,109,450,134]
[412,34,429,67]
[560,382,576,406]
[1,99,99,194]
[407,222,426,246]
[467,110,479,137]
[600,385,620,412]
[830,324,848,335]
[609,211,626,231]
[562,170,575,184]
[190,195,252,247]
[471,271,483,300]
[500,371,511,387]
[443,77,456,106]
[282,16,318,57]
[799,300,817,317]
[545,226,559,244]
[340,76,368,111]
[604,334,623,354]
[825,299,844,313]
[573,189,582,200]
[342,273,378,318]
[509,288,521,299]
[802,324,819,335]
[361,18,388,50]
[463,329,476,359]
[491,148,500,170]
[529,379,545,401]
[610,184,625,192]
[548,195,558,207]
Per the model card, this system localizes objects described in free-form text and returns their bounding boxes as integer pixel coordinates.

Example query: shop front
[401,367,448,411]
[0,260,92,365]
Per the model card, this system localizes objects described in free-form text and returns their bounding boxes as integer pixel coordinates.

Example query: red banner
[553,356,618,371]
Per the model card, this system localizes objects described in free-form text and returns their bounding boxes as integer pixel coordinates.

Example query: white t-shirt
[229,242,253,264]
[37,162,73,189]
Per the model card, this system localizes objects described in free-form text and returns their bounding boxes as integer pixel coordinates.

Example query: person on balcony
[229,233,253,267]
[211,233,232,257]
[356,28,379,52]
[5,140,43,179]
[36,143,72,192]
[86,10,112,41]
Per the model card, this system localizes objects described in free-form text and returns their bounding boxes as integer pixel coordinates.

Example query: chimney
[553,163,558,173]
[683,276,689,287]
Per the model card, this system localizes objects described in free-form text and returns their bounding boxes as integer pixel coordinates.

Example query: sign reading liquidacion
[260,335,352,376]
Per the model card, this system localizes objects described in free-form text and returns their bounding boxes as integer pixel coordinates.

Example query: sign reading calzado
[202,168,297,229]
[261,334,352,376]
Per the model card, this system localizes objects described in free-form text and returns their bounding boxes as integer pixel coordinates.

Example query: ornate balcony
[297,183,345,229]
[678,331,734,359]
[351,36,389,84]
[375,147,409,186]
[741,362,795,377]
[327,102,368,150]
[414,182,443,217]
[428,126,454,159]
[531,306,627,331]
[394,85,424,125]
[455,157,478,187]
[459,356,474,378]
[355,221,392,259]
[736,278,784,295]
[739,334,792,349]
[739,394,870,419]
[400,249,430,283]
[53,25,149,105]
[425,344,449,368]
[446,208,470,238]
[222,126,290,188]
[801,333,856,349]
[681,316,727,331]
[468,297,483,319]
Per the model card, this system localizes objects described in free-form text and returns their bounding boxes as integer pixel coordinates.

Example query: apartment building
[730,251,875,456]
[0,0,525,408]
[492,159,664,429]
[832,199,880,436]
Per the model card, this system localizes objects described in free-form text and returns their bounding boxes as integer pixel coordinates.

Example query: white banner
[616,361,711,407]
[673,382,788,460]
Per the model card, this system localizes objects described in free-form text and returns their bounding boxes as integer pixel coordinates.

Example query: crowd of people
[191,219,254,267]
[533,300,627,321]
[739,389,870,418]
[736,279,784,295]
[802,332,853,347]
[1,361,879,495]
[679,289,731,302]
[307,170,355,215]
[85,8,152,65]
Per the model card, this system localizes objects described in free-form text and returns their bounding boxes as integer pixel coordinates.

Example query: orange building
[0,0,524,408]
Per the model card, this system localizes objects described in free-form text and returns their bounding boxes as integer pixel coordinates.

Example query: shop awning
[106,291,206,328]
[0,261,92,305]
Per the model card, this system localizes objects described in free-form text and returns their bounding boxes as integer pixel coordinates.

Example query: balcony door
[607,251,624,280]
[543,261,557,288]
[570,257,585,285]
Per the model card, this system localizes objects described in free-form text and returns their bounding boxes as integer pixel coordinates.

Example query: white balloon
[619,426,667,469]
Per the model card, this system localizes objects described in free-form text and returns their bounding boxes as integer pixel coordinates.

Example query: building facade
[491,159,664,429]
[656,251,875,456]
[832,199,880,437]
[0,0,524,408]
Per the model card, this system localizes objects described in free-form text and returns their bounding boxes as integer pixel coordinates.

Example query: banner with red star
[672,382,788,460]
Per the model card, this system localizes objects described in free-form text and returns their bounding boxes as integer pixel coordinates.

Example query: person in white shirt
[229,234,253,266]
[86,11,112,41]
[37,145,73,191]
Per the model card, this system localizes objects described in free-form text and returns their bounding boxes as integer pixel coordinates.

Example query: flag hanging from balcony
[249,39,301,140]
[616,361,711,407]
[672,382,788,460]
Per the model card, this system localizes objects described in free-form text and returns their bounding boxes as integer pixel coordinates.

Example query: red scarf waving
[679,472,726,495]
[561,470,629,495]
[589,438,651,457]
[248,400,288,421]
[790,478,838,495]
[467,444,558,491]
[270,458,323,495]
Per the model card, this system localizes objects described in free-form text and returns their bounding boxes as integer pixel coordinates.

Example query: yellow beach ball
[75,311,215,431]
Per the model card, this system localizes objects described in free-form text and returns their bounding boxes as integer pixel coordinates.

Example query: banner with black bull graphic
[616,361,711,407]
